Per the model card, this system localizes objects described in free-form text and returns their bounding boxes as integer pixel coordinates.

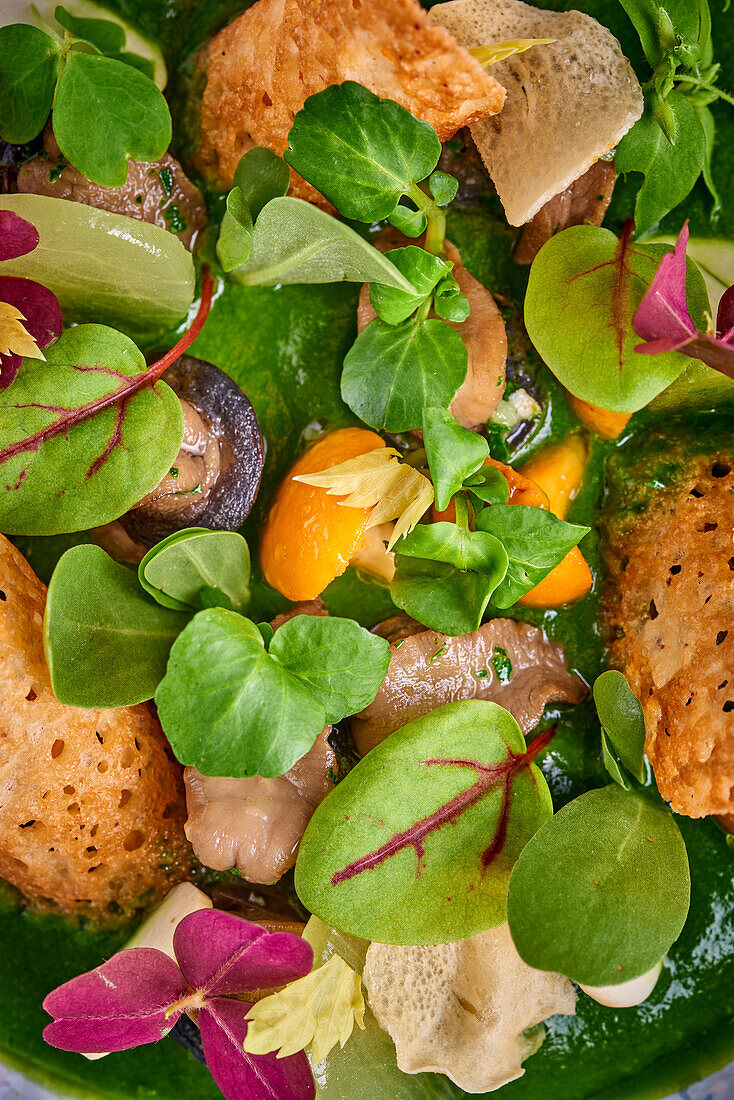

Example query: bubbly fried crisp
[197,0,505,201]
[603,436,734,818]
[0,536,192,919]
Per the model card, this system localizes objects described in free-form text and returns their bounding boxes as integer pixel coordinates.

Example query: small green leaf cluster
[524,224,712,412]
[387,411,588,635]
[617,0,733,235]
[44,534,390,778]
[0,9,171,186]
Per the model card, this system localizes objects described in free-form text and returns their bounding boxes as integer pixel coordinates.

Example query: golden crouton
[198,0,505,201]
[0,536,192,920]
[603,432,734,818]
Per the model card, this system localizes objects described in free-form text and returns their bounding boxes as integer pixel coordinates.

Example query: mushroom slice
[358,230,507,430]
[514,161,618,265]
[119,355,264,549]
[352,617,585,755]
[18,126,206,250]
[364,923,576,1093]
[430,0,643,226]
[183,727,336,885]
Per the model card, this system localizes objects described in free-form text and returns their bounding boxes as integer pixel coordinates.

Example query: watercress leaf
[295,699,554,944]
[428,170,459,207]
[433,275,470,322]
[421,406,489,512]
[54,5,126,54]
[270,614,390,723]
[524,225,710,412]
[601,729,634,790]
[139,529,251,614]
[387,203,427,238]
[593,669,646,782]
[0,193,195,339]
[0,24,59,144]
[467,464,510,505]
[233,147,290,221]
[216,186,253,274]
[507,785,690,985]
[341,317,468,432]
[53,52,171,187]
[396,520,506,575]
[618,0,667,66]
[391,555,502,636]
[257,622,275,647]
[615,92,706,238]
[154,608,326,778]
[0,324,183,535]
[44,544,190,707]
[284,81,442,222]
[232,197,414,290]
[111,51,156,79]
[370,246,451,326]
[476,504,589,608]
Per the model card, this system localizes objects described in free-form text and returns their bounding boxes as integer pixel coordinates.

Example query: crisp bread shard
[603,438,734,819]
[0,536,192,919]
[430,0,643,225]
[197,0,505,203]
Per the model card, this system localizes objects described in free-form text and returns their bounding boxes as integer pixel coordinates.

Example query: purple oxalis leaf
[172,910,313,996]
[0,274,63,391]
[200,997,315,1100]
[0,211,39,261]
[42,949,189,1053]
[634,223,734,379]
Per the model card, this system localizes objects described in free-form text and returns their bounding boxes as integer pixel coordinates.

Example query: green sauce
[4,1,734,1098]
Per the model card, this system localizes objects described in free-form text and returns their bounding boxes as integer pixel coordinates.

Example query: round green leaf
[0,24,59,144]
[341,317,468,432]
[507,785,691,986]
[155,608,326,778]
[295,699,553,944]
[524,225,710,413]
[233,147,290,220]
[53,51,171,186]
[0,325,183,535]
[44,544,190,707]
[139,529,251,614]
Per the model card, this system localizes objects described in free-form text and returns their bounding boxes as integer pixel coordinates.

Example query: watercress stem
[424,208,447,256]
[454,492,470,532]
[673,74,734,106]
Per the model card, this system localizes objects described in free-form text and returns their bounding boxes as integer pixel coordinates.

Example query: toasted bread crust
[604,450,734,817]
[0,536,192,919]
[197,0,505,201]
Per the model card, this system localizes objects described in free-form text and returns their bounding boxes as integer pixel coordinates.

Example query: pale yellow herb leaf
[470,39,555,67]
[243,955,366,1064]
[294,448,433,548]
[0,300,45,361]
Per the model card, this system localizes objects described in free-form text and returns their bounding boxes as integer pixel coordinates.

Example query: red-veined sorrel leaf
[0,210,38,260]
[43,909,316,1099]
[0,272,213,535]
[634,222,734,379]
[524,223,710,412]
[42,948,188,1053]
[200,997,315,1100]
[0,273,63,391]
[294,699,553,945]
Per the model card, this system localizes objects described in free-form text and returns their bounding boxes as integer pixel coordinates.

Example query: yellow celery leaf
[243,954,366,1065]
[294,448,433,549]
[0,301,45,360]
[469,39,555,67]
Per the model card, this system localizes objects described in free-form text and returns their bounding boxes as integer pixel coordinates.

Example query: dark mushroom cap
[120,355,264,547]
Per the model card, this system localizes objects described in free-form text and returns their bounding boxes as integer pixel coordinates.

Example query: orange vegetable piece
[519,435,588,520]
[518,546,593,607]
[568,394,631,439]
[260,427,385,601]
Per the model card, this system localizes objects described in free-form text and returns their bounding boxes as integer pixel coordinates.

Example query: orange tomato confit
[261,428,593,609]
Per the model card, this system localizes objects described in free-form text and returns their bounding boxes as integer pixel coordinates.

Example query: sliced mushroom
[18,125,206,249]
[118,355,264,549]
[352,618,586,756]
[184,726,336,885]
[514,161,617,265]
[364,923,576,1093]
[358,229,507,429]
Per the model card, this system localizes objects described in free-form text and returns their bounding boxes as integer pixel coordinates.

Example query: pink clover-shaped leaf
[0,211,39,261]
[0,274,63,391]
